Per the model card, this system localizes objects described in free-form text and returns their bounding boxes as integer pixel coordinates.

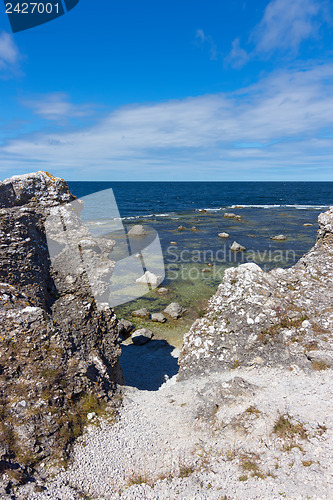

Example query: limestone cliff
[178,207,333,380]
[0,172,122,488]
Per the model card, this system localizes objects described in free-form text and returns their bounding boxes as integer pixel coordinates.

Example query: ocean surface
[67,181,333,346]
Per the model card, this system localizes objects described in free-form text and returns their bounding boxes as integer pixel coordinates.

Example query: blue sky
[0,0,333,180]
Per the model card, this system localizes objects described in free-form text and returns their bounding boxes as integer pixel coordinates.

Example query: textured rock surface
[164,302,187,320]
[178,206,333,380]
[0,172,122,485]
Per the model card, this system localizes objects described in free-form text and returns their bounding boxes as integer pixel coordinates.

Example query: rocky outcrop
[178,207,333,380]
[0,172,122,486]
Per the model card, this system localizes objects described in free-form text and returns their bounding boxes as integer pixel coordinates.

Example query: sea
[67,181,333,346]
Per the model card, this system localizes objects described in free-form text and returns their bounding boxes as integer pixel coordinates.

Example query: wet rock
[128,224,148,237]
[303,223,313,227]
[131,308,150,319]
[136,271,162,287]
[132,328,153,345]
[191,226,198,231]
[164,302,186,319]
[218,232,230,238]
[151,313,167,323]
[156,287,169,294]
[230,241,246,252]
[270,234,287,241]
[170,241,177,245]
[177,225,187,231]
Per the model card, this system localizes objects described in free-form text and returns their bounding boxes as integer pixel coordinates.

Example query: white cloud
[22,93,95,122]
[195,29,218,60]
[0,31,20,77]
[1,64,333,180]
[226,0,329,67]
[252,0,325,54]
[225,38,249,69]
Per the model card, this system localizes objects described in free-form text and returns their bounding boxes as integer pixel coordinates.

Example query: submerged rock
[218,232,230,238]
[0,171,122,480]
[178,206,333,380]
[156,287,169,294]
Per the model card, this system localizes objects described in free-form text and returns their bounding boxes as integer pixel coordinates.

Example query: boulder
[128,224,148,237]
[230,241,246,252]
[136,271,162,287]
[218,232,230,238]
[131,308,150,319]
[151,313,167,323]
[132,328,153,345]
[164,302,186,319]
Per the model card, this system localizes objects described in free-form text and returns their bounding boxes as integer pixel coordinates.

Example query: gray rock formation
[0,171,122,483]
[270,234,287,240]
[178,206,333,380]
[218,232,230,238]
[136,271,162,287]
[224,213,242,220]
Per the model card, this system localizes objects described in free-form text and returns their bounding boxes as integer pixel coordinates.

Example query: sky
[0,0,333,181]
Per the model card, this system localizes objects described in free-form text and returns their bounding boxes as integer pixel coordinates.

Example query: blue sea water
[68,181,333,218]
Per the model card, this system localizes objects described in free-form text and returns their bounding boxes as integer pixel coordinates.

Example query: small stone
[170,241,178,245]
[117,319,134,336]
[177,225,187,231]
[303,223,313,227]
[131,308,150,319]
[230,241,246,252]
[218,232,230,238]
[156,287,169,294]
[202,268,211,273]
[132,328,153,345]
[270,234,287,241]
[87,412,96,421]
[191,226,198,231]
[151,313,167,323]
[128,225,148,237]
[164,302,186,319]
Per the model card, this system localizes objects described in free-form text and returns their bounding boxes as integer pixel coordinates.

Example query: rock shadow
[120,339,179,391]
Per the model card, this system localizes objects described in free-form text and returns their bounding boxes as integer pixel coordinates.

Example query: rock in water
[178,206,333,380]
[270,234,287,241]
[218,232,230,238]
[230,241,246,252]
[224,213,242,220]
[0,171,122,482]
[136,270,162,287]
[151,313,167,323]
[128,224,148,236]
[132,328,153,345]
[164,302,186,319]
[131,308,150,319]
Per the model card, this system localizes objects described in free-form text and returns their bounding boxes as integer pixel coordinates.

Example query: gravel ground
[16,348,333,500]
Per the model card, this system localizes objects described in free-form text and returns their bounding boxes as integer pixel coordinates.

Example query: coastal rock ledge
[0,172,122,489]
[178,206,333,379]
